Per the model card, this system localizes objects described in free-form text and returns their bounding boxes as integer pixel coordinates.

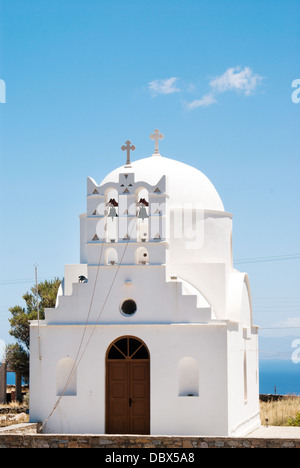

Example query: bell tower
[81,135,168,268]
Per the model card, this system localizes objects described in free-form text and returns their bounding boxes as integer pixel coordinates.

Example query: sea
[259,359,300,395]
[5,359,300,396]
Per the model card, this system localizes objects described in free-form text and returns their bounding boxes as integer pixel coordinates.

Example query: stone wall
[0,431,299,448]
[0,423,38,435]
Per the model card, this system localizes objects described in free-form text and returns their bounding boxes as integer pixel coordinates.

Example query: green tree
[5,278,61,382]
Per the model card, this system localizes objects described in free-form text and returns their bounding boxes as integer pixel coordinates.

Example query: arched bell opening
[135,247,149,265]
[105,188,119,242]
[136,187,149,242]
[104,247,118,265]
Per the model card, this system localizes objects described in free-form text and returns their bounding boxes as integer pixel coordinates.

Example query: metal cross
[150,129,164,155]
[121,140,136,166]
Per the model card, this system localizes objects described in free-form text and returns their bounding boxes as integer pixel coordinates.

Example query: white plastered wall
[30,323,229,436]
[226,278,260,436]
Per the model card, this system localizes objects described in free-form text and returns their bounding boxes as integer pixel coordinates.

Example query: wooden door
[106,337,150,434]
[106,361,129,434]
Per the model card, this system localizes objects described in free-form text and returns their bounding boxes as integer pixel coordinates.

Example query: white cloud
[186,66,263,110]
[273,317,300,337]
[260,317,300,337]
[273,317,300,330]
[209,66,263,96]
[148,67,263,110]
[148,77,180,96]
[187,93,216,109]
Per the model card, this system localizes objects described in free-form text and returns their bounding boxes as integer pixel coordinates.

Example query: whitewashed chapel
[30,130,260,436]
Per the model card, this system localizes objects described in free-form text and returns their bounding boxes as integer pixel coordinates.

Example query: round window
[121,299,137,316]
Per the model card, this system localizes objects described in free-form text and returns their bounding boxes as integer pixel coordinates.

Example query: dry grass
[260,395,300,426]
[1,398,299,429]
[0,401,23,410]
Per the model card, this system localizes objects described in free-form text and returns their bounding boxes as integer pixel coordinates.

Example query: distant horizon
[2,358,299,397]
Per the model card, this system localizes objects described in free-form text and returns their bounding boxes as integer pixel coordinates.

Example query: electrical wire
[234,253,300,264]
[0,253,299,286]
[41,214,138,432]
[260,326,300,330]
[41,219,107,431]
[2,242,300,425]
[0,277,56,286]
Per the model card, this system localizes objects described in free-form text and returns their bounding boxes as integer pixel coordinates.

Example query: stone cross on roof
[150,129,164,156]
[121,140,136,167]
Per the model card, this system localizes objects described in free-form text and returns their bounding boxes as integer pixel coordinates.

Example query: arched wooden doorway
[106,336,150,434]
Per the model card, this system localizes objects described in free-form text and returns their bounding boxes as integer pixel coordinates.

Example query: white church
[29,130,260,436]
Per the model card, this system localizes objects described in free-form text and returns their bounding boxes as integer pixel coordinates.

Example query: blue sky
[0,0,299,360]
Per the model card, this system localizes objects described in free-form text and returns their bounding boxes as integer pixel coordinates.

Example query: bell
[108,207,118,219]
[138,206,149,220]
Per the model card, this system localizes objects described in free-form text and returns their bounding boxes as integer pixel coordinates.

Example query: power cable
[259,326,300,330]
[0,277,57,286]
[234,253,300,264]
[40,217,107,431]
[0,253,299,286]
[41,214,138,432]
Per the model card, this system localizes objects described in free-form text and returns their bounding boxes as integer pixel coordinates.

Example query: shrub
[288,412,300,427]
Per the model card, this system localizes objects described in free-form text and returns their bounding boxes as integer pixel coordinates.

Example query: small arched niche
[178,357,199,397]
[105,247,118,265]
[56,357,77,396]
[135,246,149,265]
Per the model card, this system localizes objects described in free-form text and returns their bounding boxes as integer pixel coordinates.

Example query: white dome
[100,155,224,211]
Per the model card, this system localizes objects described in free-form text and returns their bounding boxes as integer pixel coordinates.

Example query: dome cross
[150,129,164,156]
[121,140,136,167]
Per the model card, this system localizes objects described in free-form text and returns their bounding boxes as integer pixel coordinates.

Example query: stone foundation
[0,428,299,448]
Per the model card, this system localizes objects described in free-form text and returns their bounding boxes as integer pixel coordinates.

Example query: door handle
[129,397,133,407]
